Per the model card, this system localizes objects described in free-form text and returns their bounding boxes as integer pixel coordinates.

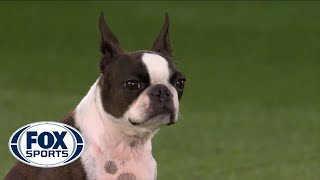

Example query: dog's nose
[151,84,171,102]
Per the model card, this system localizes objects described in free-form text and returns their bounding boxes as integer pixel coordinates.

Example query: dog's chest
[81,142,157,180]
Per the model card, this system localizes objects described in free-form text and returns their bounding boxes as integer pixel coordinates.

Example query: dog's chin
[129,113,176,127]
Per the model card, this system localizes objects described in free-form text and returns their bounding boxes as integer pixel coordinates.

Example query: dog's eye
[124,80,141,90]
[175,79,186,90]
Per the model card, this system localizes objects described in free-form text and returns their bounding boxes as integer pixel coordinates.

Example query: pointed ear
[99,13,122,71]
[152,13,173,57]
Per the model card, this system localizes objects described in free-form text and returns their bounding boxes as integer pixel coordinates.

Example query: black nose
[150,84,171,102]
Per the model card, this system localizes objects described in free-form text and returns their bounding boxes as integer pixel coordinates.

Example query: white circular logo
[9,121,85,168]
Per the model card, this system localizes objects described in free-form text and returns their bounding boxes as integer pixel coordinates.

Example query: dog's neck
[74,77,157,179]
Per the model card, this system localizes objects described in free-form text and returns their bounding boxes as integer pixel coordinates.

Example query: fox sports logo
[9,121,84,168]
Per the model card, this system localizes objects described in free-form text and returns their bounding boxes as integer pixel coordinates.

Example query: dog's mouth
[128,119,142,126]
[129,111,176,126]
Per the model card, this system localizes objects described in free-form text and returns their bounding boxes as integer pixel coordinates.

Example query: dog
[5,13,186,180]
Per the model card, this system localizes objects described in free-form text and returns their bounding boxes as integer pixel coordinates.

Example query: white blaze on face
[142,53,170,84]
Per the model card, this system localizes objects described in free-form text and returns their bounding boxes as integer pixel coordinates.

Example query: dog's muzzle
[129,84,176,126]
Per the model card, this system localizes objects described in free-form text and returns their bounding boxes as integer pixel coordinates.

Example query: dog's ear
[152,13,173,57]
[99,13,122,72]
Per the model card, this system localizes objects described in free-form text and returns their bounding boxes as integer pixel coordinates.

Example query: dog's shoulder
[5,159,86,180]
[61,111,77,128]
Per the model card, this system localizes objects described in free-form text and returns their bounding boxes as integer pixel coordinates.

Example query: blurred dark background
[1,2,319,179]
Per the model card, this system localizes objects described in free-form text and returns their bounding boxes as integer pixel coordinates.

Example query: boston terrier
[5,13,186,180]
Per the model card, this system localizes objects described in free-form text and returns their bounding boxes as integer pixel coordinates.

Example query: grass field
[1,2,320,179]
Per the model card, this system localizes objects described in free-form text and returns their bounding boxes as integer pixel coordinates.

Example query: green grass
[1,1,320,179]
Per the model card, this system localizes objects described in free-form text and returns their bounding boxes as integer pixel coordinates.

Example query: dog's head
[98,13,186,129]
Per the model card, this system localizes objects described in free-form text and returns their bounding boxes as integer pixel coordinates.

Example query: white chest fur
[75,79,158,180]
[82,140,157,180]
